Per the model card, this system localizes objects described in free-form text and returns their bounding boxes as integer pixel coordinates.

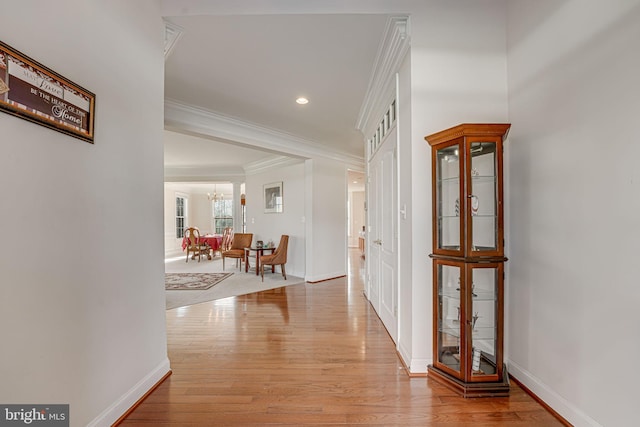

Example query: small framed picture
[264,182,283,213]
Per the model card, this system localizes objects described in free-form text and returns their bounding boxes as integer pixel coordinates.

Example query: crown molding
[164,165,245,182]
[356,16,410,139]
[164,99,364,168]
[243,155,305,176]
[163,20,184,60]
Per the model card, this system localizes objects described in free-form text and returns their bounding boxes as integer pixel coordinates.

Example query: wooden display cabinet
[425,123,511,397]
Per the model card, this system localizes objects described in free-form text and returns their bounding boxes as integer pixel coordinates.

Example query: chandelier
[207,185,224,201]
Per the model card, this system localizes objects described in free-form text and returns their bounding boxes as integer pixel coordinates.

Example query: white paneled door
[368,129,398,343]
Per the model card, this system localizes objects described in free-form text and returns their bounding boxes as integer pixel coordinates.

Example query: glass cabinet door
[468,140,500,255]
[435,261,464,377]
[467,263,502,381]
[435,142,462,254]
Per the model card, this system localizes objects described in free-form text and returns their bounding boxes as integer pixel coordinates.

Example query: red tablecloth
[201,235,222,251]
[182,235,222,251]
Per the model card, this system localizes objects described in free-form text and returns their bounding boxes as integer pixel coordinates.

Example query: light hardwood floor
[119,249,563,426]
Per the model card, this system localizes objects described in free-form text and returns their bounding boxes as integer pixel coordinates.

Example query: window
[213,199,233,234]
[176,196,185,238]
[368,99,397,160]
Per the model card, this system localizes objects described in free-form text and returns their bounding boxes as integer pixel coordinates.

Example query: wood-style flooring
[119,249,563,426]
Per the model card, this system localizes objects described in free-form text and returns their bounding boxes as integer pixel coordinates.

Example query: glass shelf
[440,215,497,220]
[438,176,460,184]
[439,321,496,341]
[472,289,496,301]
[471,175,496,182]
[439,290,495,301]
[439,289,460,299]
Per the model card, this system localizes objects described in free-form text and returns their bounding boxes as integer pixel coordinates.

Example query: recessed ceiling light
[296,97,309,105]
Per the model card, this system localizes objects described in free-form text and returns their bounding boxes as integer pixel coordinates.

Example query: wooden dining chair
[184,227,209,262]
[220,227,234,252]
[260,235,289,282]
[222,233,253,270]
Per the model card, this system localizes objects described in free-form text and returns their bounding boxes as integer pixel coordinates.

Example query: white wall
[349,191,365,247]
[396,49,417,371]
[0,2,168,426]
[245,162,306,278]
[305,158,348,282]
[395,0,510,374]
[506,1,640,426]
[190,193,213,234]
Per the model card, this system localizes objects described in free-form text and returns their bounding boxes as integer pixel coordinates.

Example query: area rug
[164,256,305,309]
[165,272,233,290]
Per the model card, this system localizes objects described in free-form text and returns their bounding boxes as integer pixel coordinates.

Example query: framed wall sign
[264,182,283,213]
[0,40,95,143]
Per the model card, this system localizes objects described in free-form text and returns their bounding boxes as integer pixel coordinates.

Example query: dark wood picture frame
[0,40,95,143]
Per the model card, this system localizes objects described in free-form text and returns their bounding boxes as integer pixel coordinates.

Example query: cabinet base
[427,365,510,397]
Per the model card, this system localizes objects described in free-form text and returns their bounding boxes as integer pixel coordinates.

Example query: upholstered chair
[260,235,289,281]
[222,233,253,270]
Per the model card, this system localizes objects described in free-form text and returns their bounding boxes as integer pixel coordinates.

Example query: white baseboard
[397,342,412,373]
[87,358,171,427]
[397,340,429,375]
[408,357,429,374]
[305,270,346,283]
[508,360,601,427]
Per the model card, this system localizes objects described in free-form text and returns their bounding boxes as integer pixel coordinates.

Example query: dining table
[182,234,223,260]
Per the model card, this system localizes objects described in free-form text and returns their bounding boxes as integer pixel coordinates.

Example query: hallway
[119,249,561,426]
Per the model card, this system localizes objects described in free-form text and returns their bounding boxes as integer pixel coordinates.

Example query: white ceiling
[164,130,270,168]
[163,13,391,177]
